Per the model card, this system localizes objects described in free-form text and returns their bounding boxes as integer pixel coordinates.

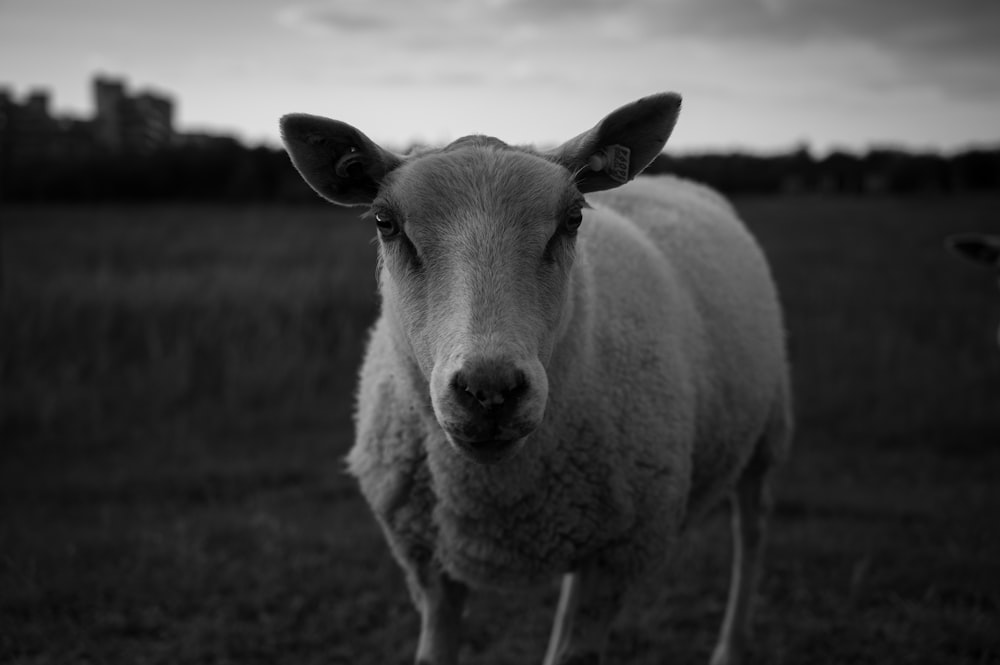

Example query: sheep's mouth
[447,434,524,465]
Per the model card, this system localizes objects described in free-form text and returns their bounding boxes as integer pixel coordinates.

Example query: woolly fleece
[346,172,791,592]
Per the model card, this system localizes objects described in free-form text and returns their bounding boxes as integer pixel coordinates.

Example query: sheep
[947,233,1000,346]
[280,92,793,665]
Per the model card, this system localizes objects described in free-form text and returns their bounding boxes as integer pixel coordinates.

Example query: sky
[2,0,999,153]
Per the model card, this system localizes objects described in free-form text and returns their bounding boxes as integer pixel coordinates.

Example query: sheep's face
[279,93,683,463]
[372,142,584,464]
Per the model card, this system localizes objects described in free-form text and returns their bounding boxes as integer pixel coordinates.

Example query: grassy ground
[2,196,999,664]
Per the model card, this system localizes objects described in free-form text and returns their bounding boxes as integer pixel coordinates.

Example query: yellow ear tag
[588,144,631,184]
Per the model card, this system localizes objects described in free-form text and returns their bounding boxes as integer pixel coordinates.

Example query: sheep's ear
[947,234,1000,269]
[547,92,681,193]
[280,114,403,206]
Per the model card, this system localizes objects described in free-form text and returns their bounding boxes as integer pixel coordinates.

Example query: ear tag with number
[587,144,631,184]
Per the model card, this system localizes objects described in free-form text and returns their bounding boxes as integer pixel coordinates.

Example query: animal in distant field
[280,93,793,665]
[947,233,1000,346]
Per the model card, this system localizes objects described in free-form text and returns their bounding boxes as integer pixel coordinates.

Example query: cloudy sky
[2,0,998,152]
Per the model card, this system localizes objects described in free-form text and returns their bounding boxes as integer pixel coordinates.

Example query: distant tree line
[3,140,1000,203]
[1,139,320,203]
[646,147,1000,196]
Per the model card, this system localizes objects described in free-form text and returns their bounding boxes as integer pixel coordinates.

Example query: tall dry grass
[3,204,377,447]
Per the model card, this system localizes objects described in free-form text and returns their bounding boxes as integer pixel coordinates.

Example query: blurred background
[2,1,999,664]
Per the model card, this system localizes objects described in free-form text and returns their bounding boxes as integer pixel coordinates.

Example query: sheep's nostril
[467,386,508,408]
[451,363,527,413]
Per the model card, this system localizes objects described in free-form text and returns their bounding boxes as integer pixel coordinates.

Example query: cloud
[275,0,644,47]
[274,1,600,92]
[278,0,1000,60]
[634,0,1000,97]
[275,4,398,36]
[275,0,1000,103]
[360,61,579,90]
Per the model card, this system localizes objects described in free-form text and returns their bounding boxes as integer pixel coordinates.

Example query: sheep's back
[585,176,788,518]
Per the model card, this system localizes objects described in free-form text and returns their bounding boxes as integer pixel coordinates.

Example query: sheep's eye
[563,206,583,234]
[374,210,400,238]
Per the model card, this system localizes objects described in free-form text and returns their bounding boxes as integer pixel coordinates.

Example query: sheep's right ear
[947,234,1000,269]
[280,114,403,206]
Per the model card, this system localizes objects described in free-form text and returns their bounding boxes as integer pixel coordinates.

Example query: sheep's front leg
[408,562,468,665]
[542,565,625,665]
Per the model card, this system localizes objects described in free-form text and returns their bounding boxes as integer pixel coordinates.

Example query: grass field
[2,196,1000,665]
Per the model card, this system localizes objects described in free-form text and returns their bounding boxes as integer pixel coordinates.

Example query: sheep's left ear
[280,114,403,206]
[547,92,681,193]
[947,234,1000,269]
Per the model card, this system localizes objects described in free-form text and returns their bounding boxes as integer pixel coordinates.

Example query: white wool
[347,174,792,590]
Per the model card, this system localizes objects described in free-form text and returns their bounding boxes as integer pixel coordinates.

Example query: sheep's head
[281,93,681,464]
[947,233,1000,347]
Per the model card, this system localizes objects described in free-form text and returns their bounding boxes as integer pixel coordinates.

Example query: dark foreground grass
[2,196,999,665]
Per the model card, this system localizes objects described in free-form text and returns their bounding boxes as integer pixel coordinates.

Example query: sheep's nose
[450,357,528,417]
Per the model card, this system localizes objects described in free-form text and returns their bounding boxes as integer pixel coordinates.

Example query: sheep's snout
[452,361,527,415]
[431,355,548,465]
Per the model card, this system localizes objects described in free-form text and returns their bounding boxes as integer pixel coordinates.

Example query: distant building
[173,131,241,150]
[93,76,174,154]
[92,77,125,151]
[1,87,63,165]
[0,74,178,177]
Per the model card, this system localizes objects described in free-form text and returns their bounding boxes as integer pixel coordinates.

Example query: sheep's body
[281,92,791,665]
[348,174,790,592]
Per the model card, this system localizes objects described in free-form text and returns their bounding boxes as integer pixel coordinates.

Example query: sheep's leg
[542,566,624,665]
[709,459,771,665]
[542,574,579,665]
[409,562,468,665]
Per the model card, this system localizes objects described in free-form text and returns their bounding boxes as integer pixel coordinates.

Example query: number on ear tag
[588,145,631,185]
[603,144,631,184]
